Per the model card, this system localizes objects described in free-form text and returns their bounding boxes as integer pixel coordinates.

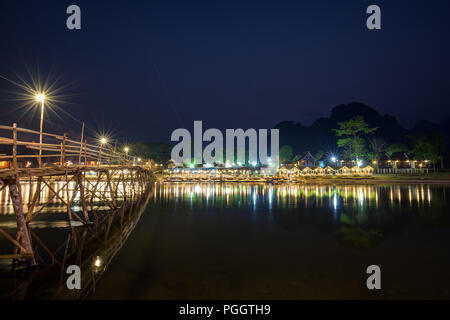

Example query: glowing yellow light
[100,137,107,144]
[137,158,141,162]
[124,147,129,153]
[94,256,101,267]
[35,93,45,102]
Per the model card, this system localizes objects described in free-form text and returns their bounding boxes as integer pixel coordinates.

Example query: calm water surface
[89,182,450,299]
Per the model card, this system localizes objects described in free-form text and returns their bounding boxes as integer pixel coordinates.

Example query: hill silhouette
[275,102,450,157]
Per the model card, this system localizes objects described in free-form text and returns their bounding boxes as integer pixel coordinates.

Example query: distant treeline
[275,102,450,167]
[126,102,450,167]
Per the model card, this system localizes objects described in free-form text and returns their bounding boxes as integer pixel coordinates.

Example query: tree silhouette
[333,116,377,161]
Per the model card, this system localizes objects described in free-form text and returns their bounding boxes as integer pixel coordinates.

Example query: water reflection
[153,182,449,249]
[0,180,139,216]
[155,182,436,211]
[87,182,450,299]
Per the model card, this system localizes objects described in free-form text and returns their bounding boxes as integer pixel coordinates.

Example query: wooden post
[105,170,117,208]
[78,122,84,165]
[76,172,90,223]
[84,139,87,165]
[12,123,17,170]
[59,143,63,165]
[61,133,66,165]
[27,176,32,207]
[115,140,120,164]
[8,176,36,266]
[65,172,72,222]
[98,143,102,166]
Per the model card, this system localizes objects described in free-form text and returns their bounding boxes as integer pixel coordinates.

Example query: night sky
[0,0,449,143]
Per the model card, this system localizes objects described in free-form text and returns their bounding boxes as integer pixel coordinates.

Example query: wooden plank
[12,123,17,170]
[0,254,33,259]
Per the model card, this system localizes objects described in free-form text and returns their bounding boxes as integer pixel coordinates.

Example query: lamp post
[99,137,107,165]
[124,147,129,164]
[35,93,45,168]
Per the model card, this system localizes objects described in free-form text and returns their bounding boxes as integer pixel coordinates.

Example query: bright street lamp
[35,93,46,167]
[124,147,129,164]
[36,93,45,102]
[98,137,108,165]
[124,147,129,154]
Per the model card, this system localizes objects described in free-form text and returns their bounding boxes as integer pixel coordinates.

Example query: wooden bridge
[3,184,155,299]
[0,123,154,269]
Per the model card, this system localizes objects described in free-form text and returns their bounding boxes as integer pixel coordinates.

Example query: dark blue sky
[0,0,449,142]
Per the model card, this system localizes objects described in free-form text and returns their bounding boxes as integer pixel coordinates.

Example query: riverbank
[298,173,450,184]
[158,173,450,184]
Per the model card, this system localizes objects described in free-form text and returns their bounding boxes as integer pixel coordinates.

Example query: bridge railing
[0,123,142,169]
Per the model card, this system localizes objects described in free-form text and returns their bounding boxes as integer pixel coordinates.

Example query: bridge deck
[0,165,150,181]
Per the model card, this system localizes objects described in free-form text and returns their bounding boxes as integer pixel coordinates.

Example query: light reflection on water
[154,182,435,212]
[89,182,450,299]
[150,182,448,237]
[0,181,443,232]
[0,180,137,216]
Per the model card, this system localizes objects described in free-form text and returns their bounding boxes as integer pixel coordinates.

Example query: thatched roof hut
[324,166,335,174]
[362,165,374,174]
[278,167,288,174]
[337,166,350,174]
[302,167,312,174]
[278,166,300,177]
[314,167,325,174]
[351,166,362,174]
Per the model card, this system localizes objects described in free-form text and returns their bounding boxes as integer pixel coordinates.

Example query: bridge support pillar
[105,171,117,208]
[8,176,36,266]
[76,172,90,223]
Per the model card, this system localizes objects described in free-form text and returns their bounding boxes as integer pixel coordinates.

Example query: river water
[1,181,450,299]
[89,182,450,299]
